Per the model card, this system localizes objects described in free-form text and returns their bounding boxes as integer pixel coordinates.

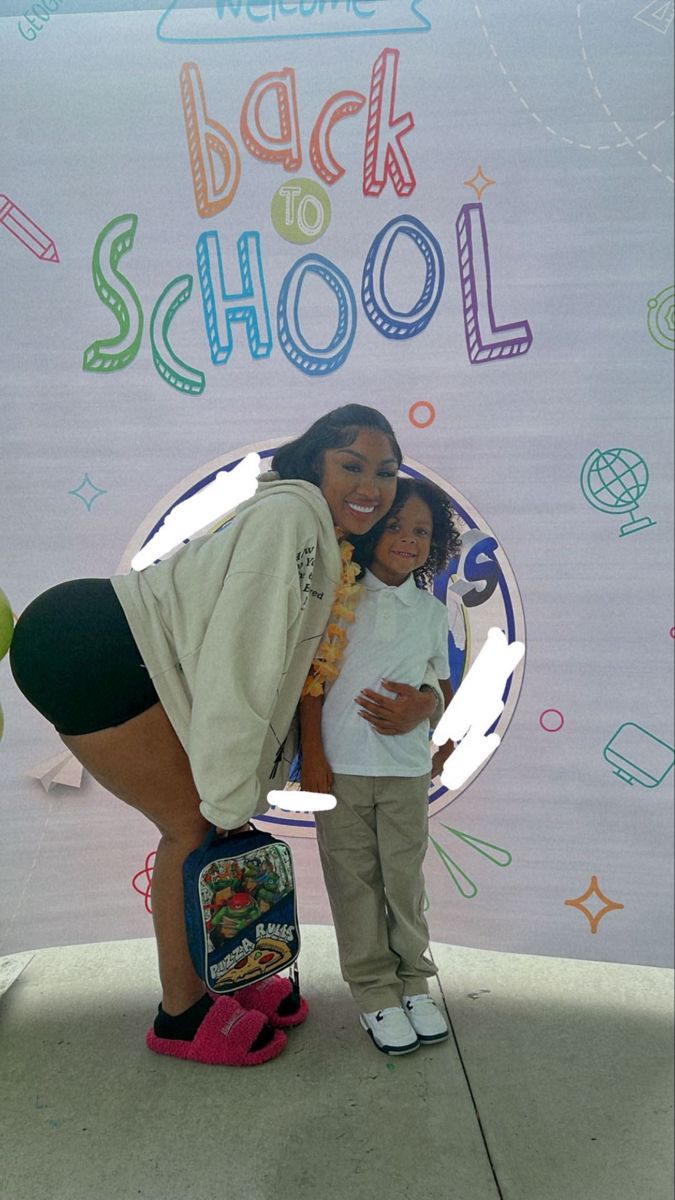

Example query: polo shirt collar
[363,568,419,605]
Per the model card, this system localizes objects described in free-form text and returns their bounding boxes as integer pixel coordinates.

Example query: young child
[300,478,461,1056]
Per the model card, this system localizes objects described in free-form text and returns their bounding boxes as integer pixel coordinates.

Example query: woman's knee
[157,833,204,862]
[152,808,210,846]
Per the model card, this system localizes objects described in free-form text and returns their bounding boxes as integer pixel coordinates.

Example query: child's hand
[301,754,334,794]
[431,742,454,778]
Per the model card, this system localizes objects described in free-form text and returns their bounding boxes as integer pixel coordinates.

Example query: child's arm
[298,694,334,794]
[431,678,455,777]
[419,663,445,727]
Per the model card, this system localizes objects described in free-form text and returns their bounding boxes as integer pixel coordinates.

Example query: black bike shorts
[9,578,159,736]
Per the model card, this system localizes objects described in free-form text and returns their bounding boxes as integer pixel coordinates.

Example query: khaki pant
[314,772,437,1012]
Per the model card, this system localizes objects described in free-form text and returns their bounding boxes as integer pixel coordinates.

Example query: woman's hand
[355,680,437,735]
[301,753,334,794]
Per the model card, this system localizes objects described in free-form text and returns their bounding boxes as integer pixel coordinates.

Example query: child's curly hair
[352,476,462,591]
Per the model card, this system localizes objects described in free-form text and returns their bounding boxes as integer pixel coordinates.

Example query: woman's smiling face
[370,495,433,586]
[318,428,399,536]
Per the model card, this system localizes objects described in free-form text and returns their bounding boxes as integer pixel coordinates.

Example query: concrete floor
[2,928,673,1200]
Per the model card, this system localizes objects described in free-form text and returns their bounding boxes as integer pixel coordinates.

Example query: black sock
[277,992,301,1016]
[152,993,275,1053]
[154,993,214,1041]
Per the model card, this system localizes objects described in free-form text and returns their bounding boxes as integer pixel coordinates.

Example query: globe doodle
[647,285,675,351]
[580,447,656,537]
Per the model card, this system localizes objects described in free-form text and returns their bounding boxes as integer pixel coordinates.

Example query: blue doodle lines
[197,231,273,364]
[277,254,357,375]
[68,474,107,512]
[362,214,445,340]
[157,0,431,44]
[195,204,531,375]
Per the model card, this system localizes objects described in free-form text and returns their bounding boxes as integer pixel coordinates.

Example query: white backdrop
[1,0,673,967]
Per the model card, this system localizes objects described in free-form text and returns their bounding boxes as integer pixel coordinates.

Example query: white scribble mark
[267,789,337,813]
[433,627,525,792]
[132,453,261,570]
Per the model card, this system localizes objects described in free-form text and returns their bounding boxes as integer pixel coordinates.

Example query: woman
[9,405,442,1067]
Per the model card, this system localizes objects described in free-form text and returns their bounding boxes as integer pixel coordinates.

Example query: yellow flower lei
[301,536,362,698]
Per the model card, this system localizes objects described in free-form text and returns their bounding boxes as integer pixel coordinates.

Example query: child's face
[319,428,399,536]
[370,496,433,586]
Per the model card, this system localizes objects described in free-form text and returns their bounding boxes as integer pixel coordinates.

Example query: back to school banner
[1,1,673,967]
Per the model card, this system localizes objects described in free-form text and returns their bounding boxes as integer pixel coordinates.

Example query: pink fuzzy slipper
[235,976,309,1028]
[146,995,287,1066]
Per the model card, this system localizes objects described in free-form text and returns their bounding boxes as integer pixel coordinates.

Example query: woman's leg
[9,580,250,1024]
[61,701,212,1015]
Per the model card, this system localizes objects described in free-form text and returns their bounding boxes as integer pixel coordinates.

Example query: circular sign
[116,444,526,836]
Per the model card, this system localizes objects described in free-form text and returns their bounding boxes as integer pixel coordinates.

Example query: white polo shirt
[321,569,450,777]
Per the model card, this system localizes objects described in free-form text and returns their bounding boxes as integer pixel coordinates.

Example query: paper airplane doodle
[26,751,84,792]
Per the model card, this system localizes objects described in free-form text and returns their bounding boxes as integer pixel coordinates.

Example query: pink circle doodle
[132,851,156,914]
[408,401,436,429]
[539,709,564,733]
[670,627,675,639]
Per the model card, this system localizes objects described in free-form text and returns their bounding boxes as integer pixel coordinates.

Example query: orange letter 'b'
[180,62,241,217]
[240,69,302,172]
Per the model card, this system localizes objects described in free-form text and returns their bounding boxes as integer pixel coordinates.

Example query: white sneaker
[403,994,449,1043]
[359,1006,420,1055]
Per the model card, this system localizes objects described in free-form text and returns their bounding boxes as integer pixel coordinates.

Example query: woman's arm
[355,658,446,734]
[190,570,300,828]
[355,680,438,734]
[298,694,334,794]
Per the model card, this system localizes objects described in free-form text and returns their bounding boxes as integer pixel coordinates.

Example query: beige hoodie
[111,477,342,828]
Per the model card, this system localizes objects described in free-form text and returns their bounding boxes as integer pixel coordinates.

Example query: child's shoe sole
[359,1013,420,1055]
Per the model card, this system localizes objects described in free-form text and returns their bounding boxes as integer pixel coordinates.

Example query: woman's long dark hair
[271,405,403,485]
[351,476,462,591]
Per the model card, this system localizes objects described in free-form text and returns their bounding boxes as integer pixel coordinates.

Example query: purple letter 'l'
[456,202,532,364]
